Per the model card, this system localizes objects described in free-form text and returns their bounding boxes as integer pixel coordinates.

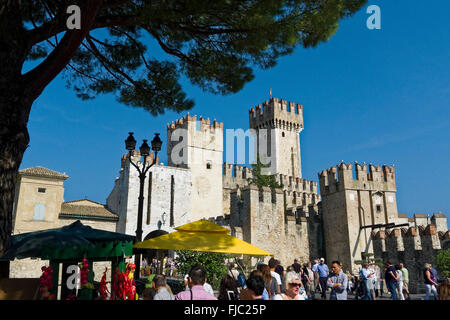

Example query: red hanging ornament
[39,266,54,300]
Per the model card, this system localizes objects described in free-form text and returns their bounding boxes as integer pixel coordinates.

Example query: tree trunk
[0,87,32,277]
[0,3,31,277]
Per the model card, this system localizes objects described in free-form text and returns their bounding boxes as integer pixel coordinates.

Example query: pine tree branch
[23,0,103,100]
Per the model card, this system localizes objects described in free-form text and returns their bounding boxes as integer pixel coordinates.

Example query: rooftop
[60,199,118,221]
[19,166,69,180]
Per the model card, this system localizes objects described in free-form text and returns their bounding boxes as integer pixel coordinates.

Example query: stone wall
[107,155,192,239]
[167,115,223,222]
[213,184,322,267]
[13,175,65,234]
[318,162,399,273]
[372,225,450,294]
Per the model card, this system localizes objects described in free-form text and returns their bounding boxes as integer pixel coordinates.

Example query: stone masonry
[318,162,449,293]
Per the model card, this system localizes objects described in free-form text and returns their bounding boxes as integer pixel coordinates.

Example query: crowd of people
[139,256,448,301]
[141,256,179,277]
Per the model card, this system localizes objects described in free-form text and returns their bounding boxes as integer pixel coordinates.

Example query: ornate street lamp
[125,132,162,279]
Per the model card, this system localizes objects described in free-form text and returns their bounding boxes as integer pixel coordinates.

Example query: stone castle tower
[249,97,304,177]
[318,162,398,272]
[218,97,323,266]
[167,114,224,222]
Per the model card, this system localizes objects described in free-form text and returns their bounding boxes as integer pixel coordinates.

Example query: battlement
[318,162,396,195]
[223,162,253,181]
[278,174,318,194]
[373,225,449,240]
[371,224,449,293]
[121,150,159,168]
[222,162,318,196]
[249,97,303,131]
[167,113,223,132]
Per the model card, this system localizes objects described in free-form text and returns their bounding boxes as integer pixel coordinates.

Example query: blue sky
[22,1,449,226]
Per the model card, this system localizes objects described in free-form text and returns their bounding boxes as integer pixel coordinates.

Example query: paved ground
[310,291,426,301]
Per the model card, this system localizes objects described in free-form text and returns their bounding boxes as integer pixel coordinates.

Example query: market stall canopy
[0,220,135,261]
[133,220,273,256]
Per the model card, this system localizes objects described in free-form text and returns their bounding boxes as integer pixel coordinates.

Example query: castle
[106,97,449,293]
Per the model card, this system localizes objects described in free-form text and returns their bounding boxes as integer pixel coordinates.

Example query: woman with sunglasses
[272,271,306,300]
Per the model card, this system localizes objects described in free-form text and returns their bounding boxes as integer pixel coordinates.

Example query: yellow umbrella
[134,220,273,256]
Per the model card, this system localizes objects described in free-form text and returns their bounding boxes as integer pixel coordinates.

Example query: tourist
[317,258,329,300]
[423,263,438,300]
[374,263,383,297]
[438,279,450,300]
[360,263,373,300]
[272,271,306,300]
[142,287,156,300]
[302,262,314,299]
[384,260,399,300]
[268,258,282,294]
[175,264,217,300]
[327,261,348,300]
[243,270,270,300]
[430,264,439,284]
[218,275,240,300]
[312,259,320,296]
[292,259,302,275]
[245,274,266,300]
[227,262,240,282]
[352,275,363,299]
[394,264,405,300]
[152,274,174,300]
[141,257,148,276]
[151,258,158,274]
[274,259,285,290]
[345,271,353,295]
[369,263,376,300]
[258,264,279,299]
[203,278,215,296]
[399,263,410,300]
[169,259,177,277]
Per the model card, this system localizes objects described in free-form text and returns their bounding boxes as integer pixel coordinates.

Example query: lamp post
[125,132,162,279]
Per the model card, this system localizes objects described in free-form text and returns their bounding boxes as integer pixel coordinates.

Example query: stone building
[318,162,399,272]
[107,151,192,240]
[107,97,448,288]
[105,98,323,268]
[318,162,449,292]
[11,167,117,280]
[166,114,224,222]
[13,97,447,295]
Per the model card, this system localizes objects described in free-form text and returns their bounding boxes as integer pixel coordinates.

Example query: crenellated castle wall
[318,162,400,273]
[222,162,320,217]
[249,97,303,130]
[372,225,450,293]
[249,97,304,178]
[213,184,323,266]
[166,114,224,222]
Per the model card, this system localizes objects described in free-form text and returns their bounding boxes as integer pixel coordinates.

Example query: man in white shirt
[203,280,215,296]
[268,258,281,294]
